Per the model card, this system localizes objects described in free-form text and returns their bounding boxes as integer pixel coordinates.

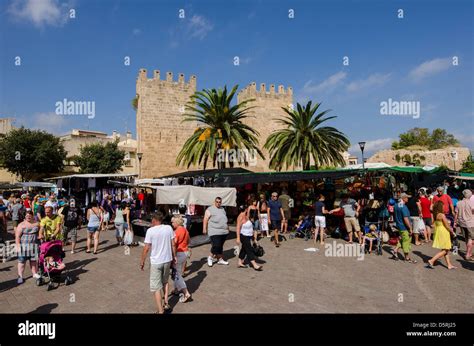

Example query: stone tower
[237,82,293,172]
[136,69,197,178]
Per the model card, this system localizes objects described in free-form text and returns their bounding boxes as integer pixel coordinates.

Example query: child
[363,224,378,254]
[45,256,65,271]
[295,215,304,231]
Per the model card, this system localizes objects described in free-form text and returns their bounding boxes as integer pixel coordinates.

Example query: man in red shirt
[432,186,455,220]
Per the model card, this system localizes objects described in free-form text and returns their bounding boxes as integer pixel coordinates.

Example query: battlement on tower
[136,68,197,93]
[238,82,293,99]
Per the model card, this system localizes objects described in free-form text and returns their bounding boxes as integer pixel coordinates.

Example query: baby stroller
[290,215,313,241]
[362,223,383,255]
[36,240,72,290]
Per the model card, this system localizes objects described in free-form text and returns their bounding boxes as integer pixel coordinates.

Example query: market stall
[130,185,237,242]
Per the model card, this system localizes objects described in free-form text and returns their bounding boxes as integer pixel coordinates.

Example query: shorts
[209,234,228,255]
[460,227,474,241]
[410,217,421,234]
[150,262,171,292]
[18,255,38,263]
[87,226,100,233]
[397,230,412,254]
[270,220,281,231]
[115,222,125,238]
[283,210,291,220]
[103,212,110,222]
[423,218,432,227]
[17,244,39,263]
[62,226,78,242]
[251,219,260,231]
[315,215,326,228]
[259,214,269,232]
[12,220,19,227]
[344,217,360,233]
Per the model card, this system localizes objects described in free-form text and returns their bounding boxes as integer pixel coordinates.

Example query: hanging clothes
[88,178,96,188]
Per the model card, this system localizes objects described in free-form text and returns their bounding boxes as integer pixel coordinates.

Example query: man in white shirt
[140,212,177,314]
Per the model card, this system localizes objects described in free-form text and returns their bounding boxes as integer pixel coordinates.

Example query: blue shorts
[270,220,282,231]
[88,226,100,233]
[18,255,38,263]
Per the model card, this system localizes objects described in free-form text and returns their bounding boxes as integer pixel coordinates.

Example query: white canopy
[342,162,391,170]
[153,185,237,207]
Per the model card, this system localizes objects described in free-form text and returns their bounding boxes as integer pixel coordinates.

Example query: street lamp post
[358,142,366,170]
[137,152,143,178]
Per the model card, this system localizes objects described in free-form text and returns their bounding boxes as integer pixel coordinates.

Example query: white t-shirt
[144,224,175,265]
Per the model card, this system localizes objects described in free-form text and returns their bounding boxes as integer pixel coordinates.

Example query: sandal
[253,266,263,271]
[180,294,193,303]
[163,303,172,312]
[238,264,248,268]
[405,258,417,264]
[425,262,434,269]
[85,250,91,253]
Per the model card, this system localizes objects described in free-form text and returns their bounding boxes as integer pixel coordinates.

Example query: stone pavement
[0,225,473,313]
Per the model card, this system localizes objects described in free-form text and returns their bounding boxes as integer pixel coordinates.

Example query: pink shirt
[457,198,474,228]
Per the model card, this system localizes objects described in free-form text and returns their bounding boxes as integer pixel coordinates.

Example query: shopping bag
[123,230,133,246]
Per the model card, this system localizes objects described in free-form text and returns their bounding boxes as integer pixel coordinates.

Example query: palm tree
[264,101,350,171]
[176,85,264,169]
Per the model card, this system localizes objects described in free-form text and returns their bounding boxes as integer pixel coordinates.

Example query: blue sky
[0,0,473,158]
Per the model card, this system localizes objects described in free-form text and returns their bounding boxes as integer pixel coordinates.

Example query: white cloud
[169,14,213,48]
[24,112,70,134]
[346,73,391,92]
[302,71,347,94]
[8,0,71,27]
[349,138,394,154]
[187,15,213,40]
[409,58,452,81]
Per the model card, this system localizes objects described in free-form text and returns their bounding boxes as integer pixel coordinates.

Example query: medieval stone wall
[367,146,470,170]
[237,82,293,172]
[136,69,197,178]
[136,68,295,177]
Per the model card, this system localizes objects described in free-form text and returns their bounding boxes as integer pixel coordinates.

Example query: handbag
[252,242,265,257]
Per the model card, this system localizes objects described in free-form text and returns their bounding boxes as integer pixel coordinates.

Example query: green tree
[264,101,350,171]
[0,127,66,181]
[176,85,264,169]
[429,128,458,149]
[460,154,474,174]
[73,141,126,173]
[392,128,459,150]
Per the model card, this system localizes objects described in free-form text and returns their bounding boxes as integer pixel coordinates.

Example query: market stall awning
[45,173,137,181]
[213,169,362,186]
[151,185,237,206]
[448,172,474,181]
[213,166,447,186]
[160,167,251,179]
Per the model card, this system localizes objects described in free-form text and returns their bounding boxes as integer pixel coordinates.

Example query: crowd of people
[1,177,472,314]
[0,191,145,285]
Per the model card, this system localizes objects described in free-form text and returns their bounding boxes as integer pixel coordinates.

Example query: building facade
[60,129,138,174]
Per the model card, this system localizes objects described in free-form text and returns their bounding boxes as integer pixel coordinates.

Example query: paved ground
[0,224,473,313]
